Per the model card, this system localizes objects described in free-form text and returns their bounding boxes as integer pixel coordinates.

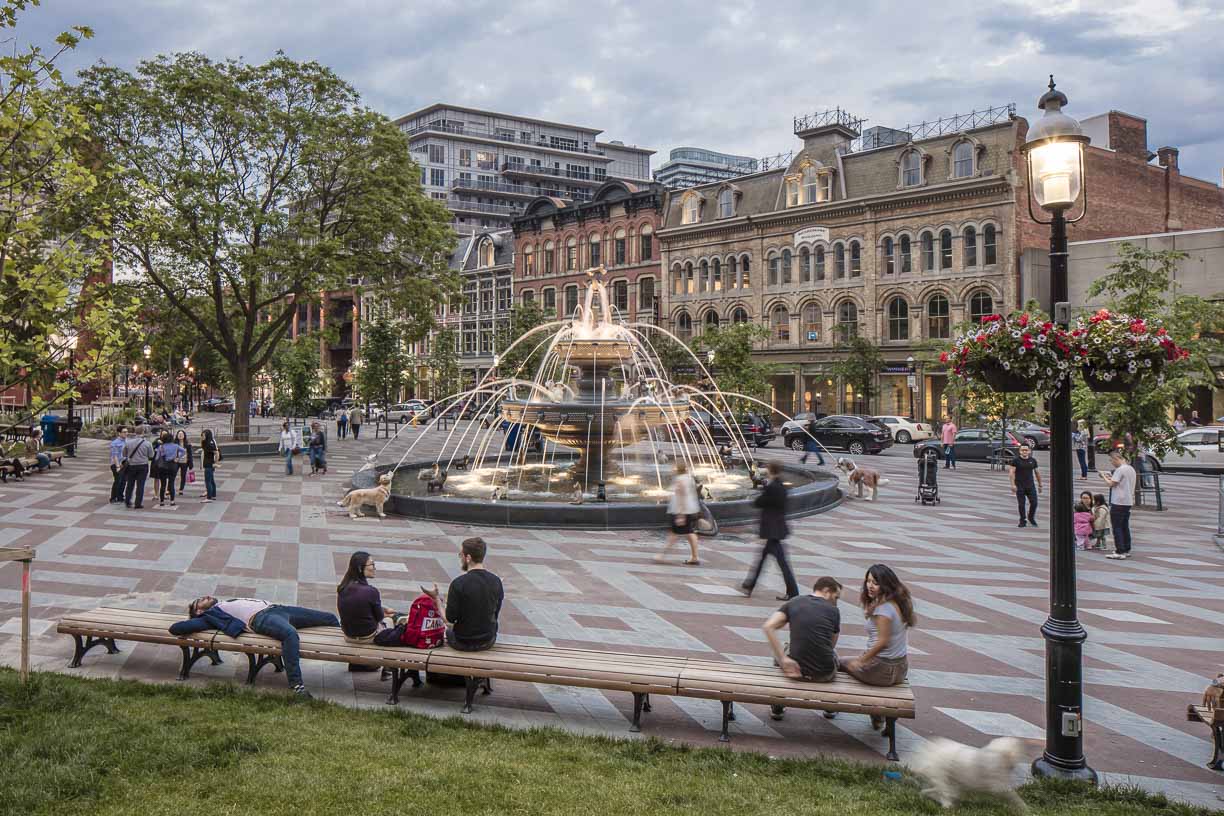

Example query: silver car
[1146,427,1224,473]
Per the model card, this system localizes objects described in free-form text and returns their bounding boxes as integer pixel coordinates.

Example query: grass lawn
[0,669,1211,816]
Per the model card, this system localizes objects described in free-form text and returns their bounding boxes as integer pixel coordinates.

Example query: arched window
[704,310,719,329]
[640,224,653,261]
[927,294,950,339]
[771,304,790,342]
[800,248,811,282]
[902,151,921,186]
[523,244,535,276]
[849,241,861,277]
[939,229,953,270]
[802,165,819,203]
[837,301,858,341]
[712,258,722,292]
[814,246,825,280]
[781,249,792,284]
[802,303,821,343]
[521,289,536,305]
[684,262,695,295]
[969,291,995,323]
[741,256,751,288]
[543,240,555,275]
[588,233,601,268]
[481,240,495,267]
[963,226,977,268]
[768,255,780,286]
[699,260,709,293]
[671,264,683,295]
[614,228,627,266]
[834,244,846,278]
[564,284,579,316]
[565,237,577,271]
[728,256,738,289]
[953,141,974,178]
[899,235,912,274]
[682,195,700,224]
[785,179,800,208]
[883,237,895,275]
[676,311,693,340]
[921,232,934,272]
[718,188,733,218]
[983,224,997,265]
[732,307,749,324]
[887,297,910,341]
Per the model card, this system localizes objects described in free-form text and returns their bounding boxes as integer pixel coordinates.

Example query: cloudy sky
[18,0,1224,183]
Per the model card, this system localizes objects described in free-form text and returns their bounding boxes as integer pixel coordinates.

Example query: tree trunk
[232,361,251,440]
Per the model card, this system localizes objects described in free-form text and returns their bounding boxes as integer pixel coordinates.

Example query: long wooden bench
[58,606,916,759]
[1187,704,1224,771]
[0,443,64,482]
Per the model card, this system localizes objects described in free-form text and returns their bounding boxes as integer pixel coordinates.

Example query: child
[1091,494,1110,551]
[1073,501,1093,549]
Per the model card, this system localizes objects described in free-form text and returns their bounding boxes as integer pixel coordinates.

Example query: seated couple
[762,564,914,729]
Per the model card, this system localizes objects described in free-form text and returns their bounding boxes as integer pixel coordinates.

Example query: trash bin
[53,415,82,455]
[40,415,58,445]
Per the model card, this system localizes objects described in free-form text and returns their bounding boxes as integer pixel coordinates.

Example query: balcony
[448,198,521,217]
[501,161,605,186]
[451,177,592,202]
[402,120,607,157]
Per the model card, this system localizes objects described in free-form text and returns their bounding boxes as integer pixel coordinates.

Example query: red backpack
[400,593,445,649]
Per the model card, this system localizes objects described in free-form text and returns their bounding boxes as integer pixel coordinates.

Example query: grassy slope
[0,670,1209,816]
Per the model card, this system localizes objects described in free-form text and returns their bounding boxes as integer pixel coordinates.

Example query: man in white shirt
[1100,450,1136,560]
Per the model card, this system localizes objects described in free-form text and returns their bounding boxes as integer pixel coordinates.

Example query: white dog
[911,737,1028,811]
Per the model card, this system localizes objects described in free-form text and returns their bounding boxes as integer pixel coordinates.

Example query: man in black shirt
[763,576,842,721]
[424,536,504,652]
[1009,444,1043,527]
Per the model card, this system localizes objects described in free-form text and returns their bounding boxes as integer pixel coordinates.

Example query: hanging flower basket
[944,311,1073,396]
[1071,310,1185,393]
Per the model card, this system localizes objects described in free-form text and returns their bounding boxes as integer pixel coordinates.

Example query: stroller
[916,446,940,504]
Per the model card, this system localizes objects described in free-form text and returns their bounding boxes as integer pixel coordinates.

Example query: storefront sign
[793,226,830,245]
[881,364,911,374]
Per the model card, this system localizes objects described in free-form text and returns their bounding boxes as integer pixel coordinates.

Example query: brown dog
[1205,673,1224,710]
[337,473,392,519]
[836,457,889,501]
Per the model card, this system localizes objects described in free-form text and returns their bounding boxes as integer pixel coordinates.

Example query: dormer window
[802,165,819,203]
[901,150,921,187]
[718,188,734,218]
[480,240,495,267]
[682,194,701,225]
[952,141,975,178]
[785,179,800,208]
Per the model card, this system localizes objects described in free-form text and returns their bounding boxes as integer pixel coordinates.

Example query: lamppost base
[1032,755,1098,784]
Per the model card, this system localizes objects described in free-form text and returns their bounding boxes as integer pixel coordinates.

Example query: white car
[1144,426,1224,472]
[383,401,429,424]
[779,412,820,437]
[871,415,934,444]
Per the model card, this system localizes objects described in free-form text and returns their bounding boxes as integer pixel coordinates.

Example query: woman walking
[658,461,701,565]
[200,428,221,502]
[1073,420,1089,478]
[278,421,299,476]
[839,564,915,729]
[337,409,349,440]
[174,429,194,496]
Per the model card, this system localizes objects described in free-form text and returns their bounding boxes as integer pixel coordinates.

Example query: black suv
[688,409,776,448]
[784,414,892,455]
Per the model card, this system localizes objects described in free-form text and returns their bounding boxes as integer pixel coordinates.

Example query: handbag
[187,469,196,484]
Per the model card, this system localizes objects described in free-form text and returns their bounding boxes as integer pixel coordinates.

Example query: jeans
[1076,448,1088,478]
[351,424,361,440]
[800,444,825,466]
[203,465,217,499]
[283,448,294,475]
[178,462,190,492]
[944,444,956,468]
[337,421,347,439]
[34,452,50,470]
[250,605,340,688]
[158,467,177,504]
[1110,504,1133,554]
[1016,485,1038,523]
[110,464,125,501]
[742,538,799,598]
[309,448,325,472]
[124,464,149,507]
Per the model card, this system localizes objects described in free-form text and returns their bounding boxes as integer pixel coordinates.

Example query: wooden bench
[1187,704,1224,771]
[0,443,64,482]
[58,606,916,759]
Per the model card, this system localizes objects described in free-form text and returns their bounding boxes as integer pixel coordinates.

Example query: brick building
[511,180,664,325]
[655,105,1223,422]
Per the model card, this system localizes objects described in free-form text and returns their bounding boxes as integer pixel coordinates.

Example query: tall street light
[65,331,79,456]
[1021,76,1097,784]
[142,345,152,417]
[906,355,916,420]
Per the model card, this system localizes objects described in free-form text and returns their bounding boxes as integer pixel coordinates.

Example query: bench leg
[245,652,282,684]
[643,693,652,713]
[482,677,492,695]
[719,701,734,742]
[68,635,120,668]
[177,645,221,680]
[884,717,899,762]
[461,676,479,714]
[1209,724,1223,771]
[630,692,646,733]
[385,669,422,705]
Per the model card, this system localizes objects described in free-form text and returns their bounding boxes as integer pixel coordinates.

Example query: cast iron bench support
[629,692,653,732]
[68,635,119,668]
[177,645,223,680]
[245,653,285,684]
[386,668,424,705]
[461,676,493,714]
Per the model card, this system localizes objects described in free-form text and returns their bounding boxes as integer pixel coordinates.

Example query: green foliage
[693,322,773,414]
[77,51,457,435]
[269,332,334,417]
[352,312,410,409]
[0,2,136,427]
[494,301,554,380]
[643,329,696,386]
[830,336,885,413]
[426,327,461,402]
[1072,243,1224,456]
[943,373,1036,425]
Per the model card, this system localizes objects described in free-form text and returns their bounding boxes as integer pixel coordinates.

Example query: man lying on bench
[169,597,339,700]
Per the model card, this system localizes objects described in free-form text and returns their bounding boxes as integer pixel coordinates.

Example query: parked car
[687,409,776,448]
[778,412,829,438]
[200,397,233,413]
[1141,427,1224,473]
[914,428,1021,462]
[785,414,892,456]
[384,401,430,424]
[871,415,934,444]
[987,420,1051,450]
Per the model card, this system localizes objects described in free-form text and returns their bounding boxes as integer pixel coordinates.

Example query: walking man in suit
[739,461,800,601]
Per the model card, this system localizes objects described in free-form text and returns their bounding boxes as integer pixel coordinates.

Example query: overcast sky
[19,0,1224,183]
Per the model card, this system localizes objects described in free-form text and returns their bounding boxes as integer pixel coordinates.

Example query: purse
[187,469,196,484]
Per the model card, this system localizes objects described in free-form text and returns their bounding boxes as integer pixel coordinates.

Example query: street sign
[906,375,917,388]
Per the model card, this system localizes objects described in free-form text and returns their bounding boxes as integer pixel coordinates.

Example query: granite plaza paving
[1,418,1222,808]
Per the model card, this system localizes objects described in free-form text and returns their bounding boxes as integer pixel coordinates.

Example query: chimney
[1106,111,1150,160]
[1156,146,1179,170]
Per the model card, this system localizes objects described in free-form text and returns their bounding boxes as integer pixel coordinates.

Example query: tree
[427,327,461,404]
[352,313,410,411]
[692,323,773,414]
[78,52,457,437]
[0,1,136,427]
[640,329,696,387]
[830,336,884,414]
[1071,243,1224,456]
[269,331,334,417]
[494,301,553,380]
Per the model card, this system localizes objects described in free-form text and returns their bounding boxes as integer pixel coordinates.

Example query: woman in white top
[277,421,300,476]
[840,564,915,728]
[658,460,701,565]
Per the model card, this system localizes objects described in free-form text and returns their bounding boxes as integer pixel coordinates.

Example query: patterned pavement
[1,419,1222,808]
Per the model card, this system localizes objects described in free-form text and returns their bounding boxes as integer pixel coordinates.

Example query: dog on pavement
[337,473,392,519]
[835,457,889,501]
[911,737,1028,811]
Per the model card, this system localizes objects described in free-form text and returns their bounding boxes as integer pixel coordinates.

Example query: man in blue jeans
[170,596,339,699]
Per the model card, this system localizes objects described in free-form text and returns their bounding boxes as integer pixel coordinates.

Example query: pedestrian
[154,430,185,508]
[121,429,154,509]
[839,564,914,730]
[278,420,299,476]
[173,429,194,496]
[349,406,364,440]
[1008,444,1042,528]
[1189,410,1203,427]
[1173,414,1186,432]
[739,461,799,601]
[940,415,957,469]
[108,426,129,503]
[200,428,220,502]
[307,421,327,475]
[658,461,700,566]
[1091,493,1110,550]
[764,576,843,722]
[1073,500,1093,550]
[1073,420,1089,478]
[799,417,825,466]
[337,408,349,440]
[421,536,504,652]
[1101,450,1136,560]
[249,399,257,418]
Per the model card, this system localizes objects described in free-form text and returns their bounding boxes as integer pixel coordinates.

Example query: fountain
[349,267,841,528]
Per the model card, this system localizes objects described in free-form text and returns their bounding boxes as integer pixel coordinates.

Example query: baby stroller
[916,446,940,504]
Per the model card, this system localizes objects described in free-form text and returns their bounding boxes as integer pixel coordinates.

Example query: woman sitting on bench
[28,428,51,471]
[337,551,405,656]
[839,564,915,730]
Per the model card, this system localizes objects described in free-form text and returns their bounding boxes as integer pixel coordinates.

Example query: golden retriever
[338,473,392,519]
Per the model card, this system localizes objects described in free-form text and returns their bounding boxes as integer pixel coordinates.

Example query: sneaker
[155,503,165,509]
[736,585,752,598]
[1017,521,1026,527]
[202,498,213,503]
[292,685,313,700]
[1028,520,1038,528]
[1106,552,1126,560]
[169,502,176,507]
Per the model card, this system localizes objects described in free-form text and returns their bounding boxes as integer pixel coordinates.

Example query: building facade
[654,147,758,189]
[393,104,654,236]
[656,106,1224,423]
[511,180,665,327]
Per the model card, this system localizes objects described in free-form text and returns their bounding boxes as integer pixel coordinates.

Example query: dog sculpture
[1205,673,1224,710]
[427,469,448,493]
[569,484,584,505]
[749,465,768,489]
[911,737,1028,811]
[452,454,470,471]
[337,473,392,520]
[490,486,507,502]
[418,463,440,481]
[836,457,889,501]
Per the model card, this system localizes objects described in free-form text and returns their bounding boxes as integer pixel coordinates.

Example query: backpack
[400,593,445,649]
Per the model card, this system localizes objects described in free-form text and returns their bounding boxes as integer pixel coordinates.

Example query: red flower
[982,314,1002,323]
[939,352,949,363]
[1156,327,1167,336]
[1018,313,1030,328]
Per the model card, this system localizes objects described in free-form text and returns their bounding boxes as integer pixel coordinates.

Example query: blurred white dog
[911,737,1027,811]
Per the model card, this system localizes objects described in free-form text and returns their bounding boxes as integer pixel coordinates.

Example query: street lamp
[906,355,916,420]
[1021,76,1096,785]
[142,345,152,417]
[64,331,79,456]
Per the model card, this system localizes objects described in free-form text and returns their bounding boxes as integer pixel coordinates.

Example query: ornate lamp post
[906,355,916,420]
[1021,76,1096,784]
[142,345,152,417]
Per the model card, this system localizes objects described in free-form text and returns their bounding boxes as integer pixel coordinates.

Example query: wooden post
[1,546,36,683]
